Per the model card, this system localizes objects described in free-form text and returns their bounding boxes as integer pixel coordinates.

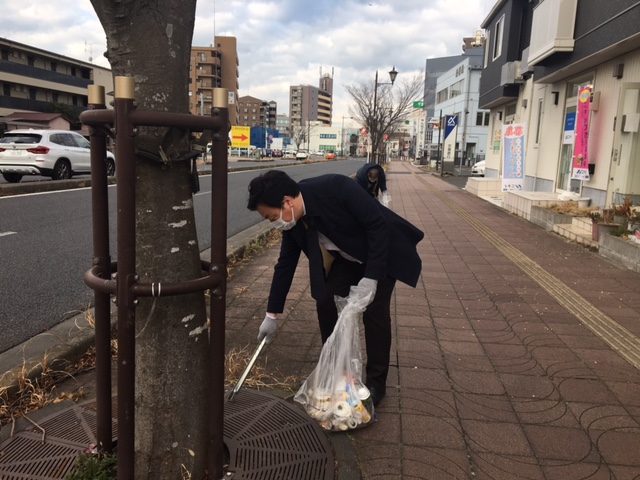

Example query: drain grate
[0,392,334,480]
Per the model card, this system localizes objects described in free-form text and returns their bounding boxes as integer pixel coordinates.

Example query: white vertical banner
[501,123,526,192]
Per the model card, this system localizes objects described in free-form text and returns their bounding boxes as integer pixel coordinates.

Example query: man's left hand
[348,277,378,308]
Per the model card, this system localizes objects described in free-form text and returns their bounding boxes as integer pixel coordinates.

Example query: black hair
[247,170,301,211]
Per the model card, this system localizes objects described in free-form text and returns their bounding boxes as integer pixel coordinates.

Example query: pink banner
[572,85,591,180]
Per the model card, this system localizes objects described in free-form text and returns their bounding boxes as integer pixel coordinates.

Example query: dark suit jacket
[267,174,424,313]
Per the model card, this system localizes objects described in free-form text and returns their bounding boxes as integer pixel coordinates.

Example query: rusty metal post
[87,85,113,454]
[208,88,229,479]
[114,76,137,480]
[81,80,229,478]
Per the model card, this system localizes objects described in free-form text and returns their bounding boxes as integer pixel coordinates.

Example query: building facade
[423,38,486,160]
[479,0,640,207]
[432,52,489,166]
[289,71,334,128]
[237,95,277,129]
[0,37,113,130]
[189,36,239,125]
[276,113,291,141]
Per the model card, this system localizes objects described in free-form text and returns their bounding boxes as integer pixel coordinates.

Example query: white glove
[380,191,391,207]
[258,313,277,343]
[348,277,378,309]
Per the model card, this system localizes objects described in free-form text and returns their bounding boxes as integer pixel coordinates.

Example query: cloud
[4,0,488,123]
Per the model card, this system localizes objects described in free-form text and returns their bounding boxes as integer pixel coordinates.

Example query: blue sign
[564,112,576,132]
[445,115,458,139]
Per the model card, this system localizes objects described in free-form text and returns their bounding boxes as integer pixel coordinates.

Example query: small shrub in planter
[589,211,603,223]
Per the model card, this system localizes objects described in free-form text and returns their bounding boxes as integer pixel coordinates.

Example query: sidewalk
[2,161,640,479]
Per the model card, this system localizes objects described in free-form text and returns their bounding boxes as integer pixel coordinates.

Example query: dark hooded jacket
[355,163,387,198]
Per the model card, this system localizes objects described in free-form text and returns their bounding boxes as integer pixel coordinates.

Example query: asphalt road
[0,159,366,353]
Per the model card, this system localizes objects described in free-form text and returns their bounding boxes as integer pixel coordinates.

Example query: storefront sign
[501,123,526,192]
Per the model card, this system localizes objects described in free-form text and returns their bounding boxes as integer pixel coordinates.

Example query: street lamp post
[372,66,398,164]
[341,115,353,157]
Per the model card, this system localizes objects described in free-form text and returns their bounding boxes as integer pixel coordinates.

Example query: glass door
[557,105,576,192]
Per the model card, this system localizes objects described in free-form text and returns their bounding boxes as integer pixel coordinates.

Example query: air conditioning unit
[500,61,523,86]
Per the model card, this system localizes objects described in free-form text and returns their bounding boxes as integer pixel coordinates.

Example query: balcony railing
[0,95,85,114]
[528,0,577,66]
[0,60,92,89]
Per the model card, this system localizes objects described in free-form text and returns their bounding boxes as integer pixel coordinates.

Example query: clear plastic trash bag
[294,285,375,431]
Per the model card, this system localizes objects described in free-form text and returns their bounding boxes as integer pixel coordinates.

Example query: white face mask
[273,205,297,231]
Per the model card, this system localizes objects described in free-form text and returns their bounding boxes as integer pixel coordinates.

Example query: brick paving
[224,161,640,479]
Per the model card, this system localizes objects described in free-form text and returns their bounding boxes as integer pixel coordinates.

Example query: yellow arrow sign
[231,126,250,148]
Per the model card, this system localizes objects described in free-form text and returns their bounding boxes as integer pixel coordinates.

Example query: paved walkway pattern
[225,161,640,479]
[2,160,640,479]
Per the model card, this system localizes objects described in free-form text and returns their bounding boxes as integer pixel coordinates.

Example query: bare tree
[292,125,307,150]
[89,1,210,478]
[346,70,424,163]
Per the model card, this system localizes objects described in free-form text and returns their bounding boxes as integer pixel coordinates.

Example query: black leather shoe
[369,386,386,407]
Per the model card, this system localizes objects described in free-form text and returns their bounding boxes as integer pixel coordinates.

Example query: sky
[3,0,492,125]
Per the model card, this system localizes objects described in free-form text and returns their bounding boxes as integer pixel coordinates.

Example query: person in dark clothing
[247,170,424,407]
[355,163,387,199]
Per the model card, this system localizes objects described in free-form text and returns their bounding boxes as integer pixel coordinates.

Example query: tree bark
[90,2,209,478]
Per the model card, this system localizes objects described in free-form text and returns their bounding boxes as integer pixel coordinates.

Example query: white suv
[0,129,115,183]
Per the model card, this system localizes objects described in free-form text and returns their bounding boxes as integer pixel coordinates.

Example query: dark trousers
[315,255,396,392]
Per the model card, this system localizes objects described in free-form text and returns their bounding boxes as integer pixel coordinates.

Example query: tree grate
[0,391,334,480]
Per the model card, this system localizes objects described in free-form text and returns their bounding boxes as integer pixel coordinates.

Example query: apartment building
[289,71,334,128]
[0,37,113,129]
[237,96,277,129]
[478,0,640,208]
[276,113,291,140]
[189,36,239,125]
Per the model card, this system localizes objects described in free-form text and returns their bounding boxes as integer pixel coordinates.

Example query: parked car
[471,160,485,176]
[325,150,336,160]
[296,149,309,160]
[0,129,115,183]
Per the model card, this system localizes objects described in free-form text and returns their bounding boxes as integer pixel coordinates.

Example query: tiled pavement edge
[2,161,640,479]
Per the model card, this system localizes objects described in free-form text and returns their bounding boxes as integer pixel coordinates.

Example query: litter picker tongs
[227,337,267,402]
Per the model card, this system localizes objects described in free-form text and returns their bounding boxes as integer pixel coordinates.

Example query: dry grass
[226,228,281,280]
[543,201,598,217]
[225,345,301,391]
[0,347,103,428]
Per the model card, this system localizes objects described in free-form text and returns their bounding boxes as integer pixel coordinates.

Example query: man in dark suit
[247,170,423,406]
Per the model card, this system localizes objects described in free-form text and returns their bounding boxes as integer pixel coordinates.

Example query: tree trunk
[90,2,209,478]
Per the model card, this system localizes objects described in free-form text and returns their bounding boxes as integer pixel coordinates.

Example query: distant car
[325,150,336,160]
[471,160,485,176]
[272,149,283,157]
[0,129,115,183]
[296,149,309,160]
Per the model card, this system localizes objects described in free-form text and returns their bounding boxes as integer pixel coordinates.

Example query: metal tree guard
[81,76,229,479]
